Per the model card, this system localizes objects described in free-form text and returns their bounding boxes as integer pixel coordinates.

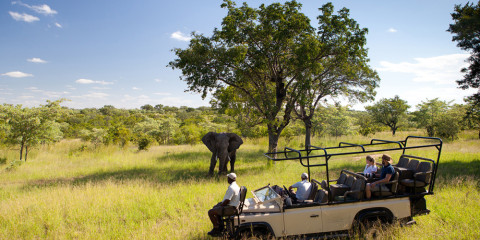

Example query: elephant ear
[202,132,216,153]
[227,133,243,152]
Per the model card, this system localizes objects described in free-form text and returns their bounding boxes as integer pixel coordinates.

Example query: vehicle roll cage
[264,136,442,195]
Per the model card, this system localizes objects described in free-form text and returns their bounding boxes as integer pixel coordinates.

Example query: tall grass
[0,131,478,239]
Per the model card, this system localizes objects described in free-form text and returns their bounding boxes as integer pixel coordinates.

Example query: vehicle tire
[239,230,272,240]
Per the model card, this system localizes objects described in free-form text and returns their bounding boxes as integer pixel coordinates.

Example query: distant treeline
[0,98,479,160]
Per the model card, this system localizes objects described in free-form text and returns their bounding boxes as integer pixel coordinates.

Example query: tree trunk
[25,146,28,162]
[267,125,282,166]
[19,141,24,161]
[304,118,312,150]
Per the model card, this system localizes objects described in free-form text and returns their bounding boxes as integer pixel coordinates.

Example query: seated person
[366,154,395,199]
[363,155,378,178]
[288,173,312,202]
[208,173,240,236]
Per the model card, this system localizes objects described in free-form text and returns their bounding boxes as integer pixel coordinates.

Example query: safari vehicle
[217,136,442,239]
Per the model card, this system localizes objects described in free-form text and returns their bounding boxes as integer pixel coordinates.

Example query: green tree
[324,104,353,137]
[464,97,480,138]
[412,98,450,137]
[0,100,65,161]
[448,1,480,106]
[169,1,377,153]
[355,111,382,137]
[293,2,379,148]
[366,95,410,136]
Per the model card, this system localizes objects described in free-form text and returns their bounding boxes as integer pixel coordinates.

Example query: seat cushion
[400,179,427,187]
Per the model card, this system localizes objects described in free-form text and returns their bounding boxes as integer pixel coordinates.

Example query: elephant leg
[229,150,236,173]
[208,153,217,176]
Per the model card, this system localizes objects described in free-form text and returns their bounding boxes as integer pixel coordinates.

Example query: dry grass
[0,131,478,239]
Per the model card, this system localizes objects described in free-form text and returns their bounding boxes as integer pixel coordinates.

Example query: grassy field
[0,131,479,239]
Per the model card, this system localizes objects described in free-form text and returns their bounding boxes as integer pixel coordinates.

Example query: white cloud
[377,53,469,85]
[132,87,141,90]
[9,11,39,22]
[27,57,47,63]
[12,1,57,15]
[154,78,162,82]
[387,28,397,33]
[72,92,109,99]
[2,71,33,78]
[171,31,191,42]
[75,79,113,85]
[153,92,172,96]
[55,22,62,28]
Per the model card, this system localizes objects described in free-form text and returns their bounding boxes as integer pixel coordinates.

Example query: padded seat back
[314,189,328,203]
[350,178,365,200]
[396,157,410,168]
[416,162,433,184]
[390,172,400,193]
[237,186,247,214]
[406,159,420,170]
[307,181,318,201]
[345,176,355,187]
[337,173,347,184]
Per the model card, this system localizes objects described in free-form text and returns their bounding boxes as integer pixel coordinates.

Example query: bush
[137,136,152,151]
[5,160,23,171]
[0,157,6,165]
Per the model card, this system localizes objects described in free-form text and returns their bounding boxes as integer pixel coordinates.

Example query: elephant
[202,132,243,176]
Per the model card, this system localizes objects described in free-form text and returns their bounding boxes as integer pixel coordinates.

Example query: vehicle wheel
[239,230,272,240]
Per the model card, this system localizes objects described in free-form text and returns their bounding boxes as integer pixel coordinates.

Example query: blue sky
[0,0,477,110]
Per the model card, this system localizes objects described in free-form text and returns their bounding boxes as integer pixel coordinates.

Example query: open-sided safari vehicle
[216,136,442,239]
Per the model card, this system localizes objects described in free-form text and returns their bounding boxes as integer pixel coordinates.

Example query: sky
[0,0,477,111]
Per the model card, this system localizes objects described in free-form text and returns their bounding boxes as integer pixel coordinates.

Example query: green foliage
[137,136,153,151]
[366,95,410,136]
[0,99,66,161]
[356,111,382,137]
[412,98,451,137]
[0,157,6,165]
[448,1,480,105]
[169,1,378,152]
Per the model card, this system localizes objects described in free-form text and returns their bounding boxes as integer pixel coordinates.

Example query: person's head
[381,154,392,165]
[227,172,236,183]
[301,172,308,180]
[366,155,375,165]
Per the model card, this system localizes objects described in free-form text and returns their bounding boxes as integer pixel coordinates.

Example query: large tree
[412,98,451,137]
[366,95,410,136]
[169,0,378,152]
[293,3,379,148]
[448,1,480,106]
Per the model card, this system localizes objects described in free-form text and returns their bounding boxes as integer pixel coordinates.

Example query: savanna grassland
[0,131,479,239]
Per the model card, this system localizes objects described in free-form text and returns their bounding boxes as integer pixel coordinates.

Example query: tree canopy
[169,0,378,152]
[448,1,480,105]
[366,95,410,136]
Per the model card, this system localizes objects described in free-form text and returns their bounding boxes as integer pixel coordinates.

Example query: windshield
[253,186,279,202]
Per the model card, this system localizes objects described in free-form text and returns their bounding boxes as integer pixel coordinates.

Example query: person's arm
[220,199,231,206]
[370,173,392,188]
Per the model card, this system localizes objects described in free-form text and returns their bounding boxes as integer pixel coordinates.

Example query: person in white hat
[207,172,240,236]
[288,172,312,202]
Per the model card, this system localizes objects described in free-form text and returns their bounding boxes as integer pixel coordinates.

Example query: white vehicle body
[235,186,411,238]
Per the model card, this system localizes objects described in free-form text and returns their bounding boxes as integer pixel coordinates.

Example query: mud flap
[410,196,429,216]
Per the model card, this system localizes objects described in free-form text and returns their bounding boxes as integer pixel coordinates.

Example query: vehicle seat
[307,181,318,201]
[335,177,365,201]
[372,172,399,197]
[222,186,247,232]
[314,189,328,203]
[400,162,433,188]
[394,157,410,168]
[336,173,347,184]
[330,176,355,199]
[396,159,419,179]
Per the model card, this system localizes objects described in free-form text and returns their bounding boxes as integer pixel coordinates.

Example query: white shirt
[363,164,378,175]
[291,180,311,201]
[223,181,240,207]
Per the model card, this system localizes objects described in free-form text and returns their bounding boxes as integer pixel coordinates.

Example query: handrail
[370,139,404,148]
[338,142,366,152]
